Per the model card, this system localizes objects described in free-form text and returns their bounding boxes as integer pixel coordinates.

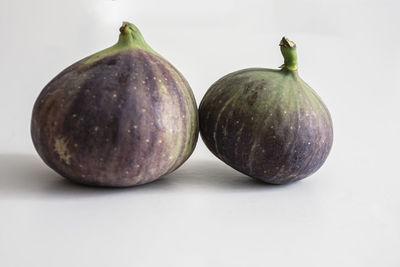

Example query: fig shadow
[0,154,291,199]
[0,153,173,199]
[166,159,286,191]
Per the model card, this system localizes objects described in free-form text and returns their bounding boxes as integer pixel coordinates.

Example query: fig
[199,37,333,184]
[31,22,199,187]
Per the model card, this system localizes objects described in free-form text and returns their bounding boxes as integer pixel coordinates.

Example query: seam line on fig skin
[151,55,183,177]
[158,52,199,172]
[234,123,245,165]
[275,79,302,182]
[291,80,315,180]
[173,72,197,170]
[164,67,188,172]
[247,75,285,177]
[261,77,284,179]
[247,134,258,174]
[148,53,193,175]
[299,80,327,178]
[296,80,325,180]
[212,82,244,157]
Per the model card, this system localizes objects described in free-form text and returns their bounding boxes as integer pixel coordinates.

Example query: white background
[1,0,399,266]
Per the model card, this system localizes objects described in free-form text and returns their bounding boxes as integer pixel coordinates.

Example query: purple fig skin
[199,37,333,185]
[199,69,333,184]
[31,24,198,187]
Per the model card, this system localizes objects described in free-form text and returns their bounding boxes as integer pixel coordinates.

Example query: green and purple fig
[199,37,333,184]
[31,22,199,187]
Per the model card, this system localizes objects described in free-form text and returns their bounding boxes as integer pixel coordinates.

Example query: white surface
[1,0,400,266]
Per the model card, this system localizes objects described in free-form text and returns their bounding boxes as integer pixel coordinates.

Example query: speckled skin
[31,49,198,187]
[199,68,333,184]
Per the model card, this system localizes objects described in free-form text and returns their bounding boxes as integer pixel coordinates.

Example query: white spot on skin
[308,142,311,145]
[290,126,294,130]
[133,86,137,90]
[113,93,117,98]
[127,129,131,133]
[142,81,146,84]
[158,140,162,144]
[145,139,150,143]
[284,110,287,114]
[153,77,157,80]
[72,114,77,118]
[94,126,99,132]
[73,143,78,148]
[54,137,71,165]
[79,164,83,168]
[251,117,254,120]
[236,121,239,124]
[158,79,162,82]
[125,171,129,174]
[136,164,140,168]
[133,125,138,129]
[264,170,267,173]
[142,108,146,112]
[270,126,274,129]
[168,156,173,160]
[262,149,265,153]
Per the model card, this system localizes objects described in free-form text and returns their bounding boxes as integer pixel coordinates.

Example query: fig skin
[199,37,333,184]
[31,22,199,187]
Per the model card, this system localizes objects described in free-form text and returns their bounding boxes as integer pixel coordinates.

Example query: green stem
[116,21,149,50]
[279,37,298,71]
[84,21,157,65]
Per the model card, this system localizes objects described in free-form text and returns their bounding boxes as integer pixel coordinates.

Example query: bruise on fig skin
[199,68,333,184]
[31,49,198,187]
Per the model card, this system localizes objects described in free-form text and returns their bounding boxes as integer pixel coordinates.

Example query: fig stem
[83,21,157,65]
[116,21,148,49]
[279,37,298,71]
